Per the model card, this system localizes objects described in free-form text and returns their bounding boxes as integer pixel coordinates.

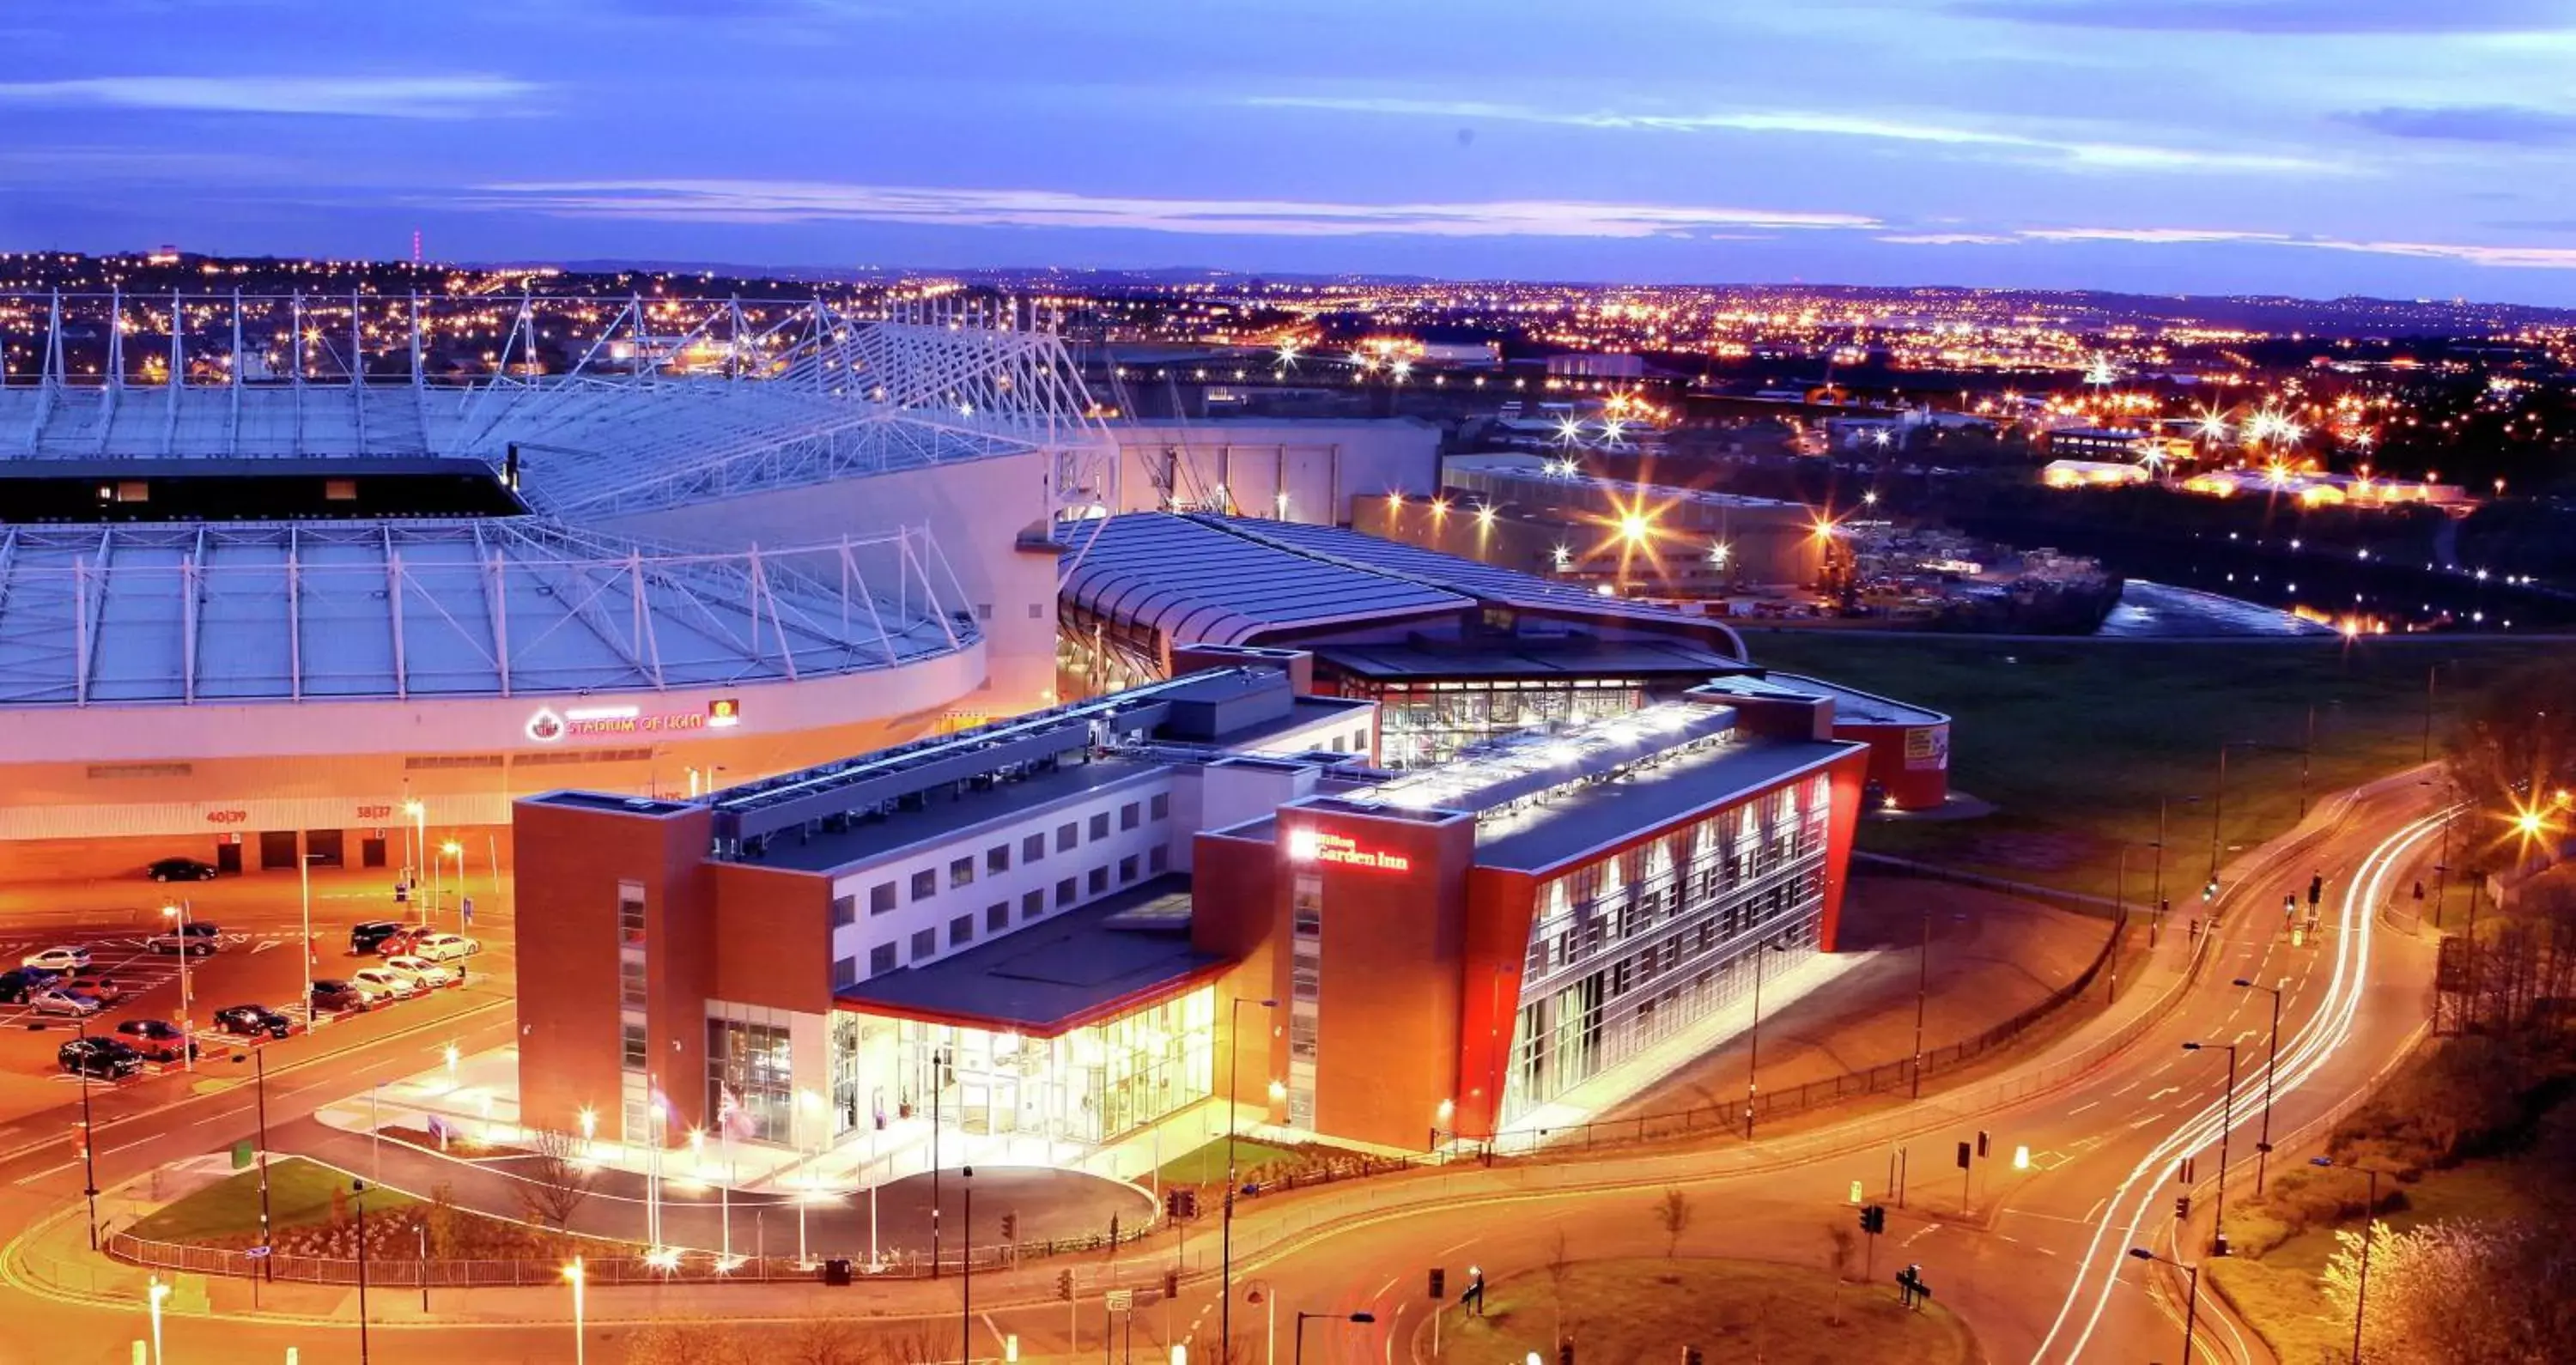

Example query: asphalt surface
[0,773,2450,1365]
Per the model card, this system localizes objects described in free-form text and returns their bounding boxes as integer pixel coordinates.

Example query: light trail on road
[2030,807,2445,1363]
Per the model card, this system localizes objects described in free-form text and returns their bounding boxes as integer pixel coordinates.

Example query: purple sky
[9,1,2576,301]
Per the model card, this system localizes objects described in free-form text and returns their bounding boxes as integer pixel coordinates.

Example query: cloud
[2336,105,2576,144]
[1897,221,2576,270]
[1242,95,2346,176]
[1947,0,2567,35]
[0,75,542,118]
[463,179,1882,238]
[2019,227,2294,245]
[1877,233,2018,246]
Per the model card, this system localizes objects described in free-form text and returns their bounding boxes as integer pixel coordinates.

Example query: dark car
[349,920,407,956]
[211,1004,291,1039]
[58,1036,143,1080]
[112,1019,196,1063]
[145,922,221,956]
[0,967,64,1003]
[310,980,369,1014]
[146,857,220,883]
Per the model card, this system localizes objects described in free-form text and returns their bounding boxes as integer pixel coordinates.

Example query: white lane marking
[1902,1223,1941,1247]
[2067,1101,2099,1116]
[2126,1113,2166,1131]
[2147,1087,2180,1101]
[12,1159,78,1185]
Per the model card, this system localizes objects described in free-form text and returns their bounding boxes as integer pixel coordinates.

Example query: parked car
[380,955,457,989]
[58,1036,143,1080]
[349,967,422,1002]
[211,1004,292,1039]
[309,980,371,1014]
[410,932,481,962]
[69,973,126,1005]
[0,968,58,1003]
[338,976,396,1009]
[349,920,408,956]
[21,946,91,973]
[146,857,221,882]
[28,988,104,1018]
[113,1019,196,1062]
[145,922,221,956]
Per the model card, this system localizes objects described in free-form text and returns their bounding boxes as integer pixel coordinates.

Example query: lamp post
[1224,996,1279,1359]
[2233,978,2286,1195]
[931,1041,946,1279]
[230,1044,273,1277]
[2183,1040,2239,1256]
[962,1166,975,1365]
[298,852,322,1016]
[1291,1309,1376,1365]
[161,901,195,1071]
[2309,1156,2387,1363]
[563,1257,586,1365]
[403,799,427,925]
[2128,1247,2200,1364]
[353,1179,373,1365]
[1744,937,1786,1140]
[1911,904,1930,1099]
[76,1015,99,1250]
[441,839,466,925]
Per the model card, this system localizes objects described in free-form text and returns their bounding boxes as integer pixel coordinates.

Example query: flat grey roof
[729,756,1166,873]
[1754,672,1947,726]
[834,876,1228,1034]
[1473,737,1858,873]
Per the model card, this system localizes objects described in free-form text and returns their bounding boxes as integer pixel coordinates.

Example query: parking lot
[0,864,515,1125]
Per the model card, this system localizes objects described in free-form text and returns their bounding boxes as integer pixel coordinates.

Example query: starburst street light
[2084,354,2119,388]
[1554,416,1585,447]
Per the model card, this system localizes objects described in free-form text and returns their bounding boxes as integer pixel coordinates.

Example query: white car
[21,946,91,973]
[28,988,103,1018]
[380,956,457,989]
[349,967,422,1001]
[410,933,480,962]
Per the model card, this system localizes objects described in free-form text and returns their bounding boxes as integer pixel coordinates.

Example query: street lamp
[161,901,195,1072]
[2310,1156,2389,1363]
[299,851,324,1016]
[1743,937,1789,1140]
[76,1014,100,1250]
[353,1178,373,1365]
[147,1273,170,1365]
[402,799,427,924]
[2182,1040,2239,1256]
[1225,996,1280,1360]
[230,1045,274,1277]
[961,1166,976,1365]
[2233,978,2287,1195]
[563,1257,586,1365]
[1291,1309,1376,1365]
[2128,1247,2200,1364]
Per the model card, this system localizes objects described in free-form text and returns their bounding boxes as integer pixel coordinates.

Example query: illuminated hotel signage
[526,699,743,743]
[1288,827,1412,872]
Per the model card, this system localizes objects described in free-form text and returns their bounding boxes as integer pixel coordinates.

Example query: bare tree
[423,1180,460,1258]
[623,1317,747,1365]
[1825,1221,1858,1281]
[781,1319,864,1365]
[873,1326,953,1365]
[516,1127,594,1232]
[1545,1225,1573,1350]
[1654,1189,1694,1258]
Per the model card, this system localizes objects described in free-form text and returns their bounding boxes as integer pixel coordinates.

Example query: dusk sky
[11,0,2576,301]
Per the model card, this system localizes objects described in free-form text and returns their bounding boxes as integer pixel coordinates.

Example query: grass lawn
[1154,1137,1306,1186]
[2208,1154,2528,1362]
[128,1156,417,1244]
[1438,1257,1973,1365]
[1741,632,2558,899]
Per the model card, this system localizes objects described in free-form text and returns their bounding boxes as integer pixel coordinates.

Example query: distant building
[2045,428,2156,462]
[1103,418,1441,524]
[2042,458,2155,489]
[1546,353,1646,379]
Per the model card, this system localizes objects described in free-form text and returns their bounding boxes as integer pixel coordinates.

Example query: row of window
[834,844,1172,986]
[851,792,1171,918]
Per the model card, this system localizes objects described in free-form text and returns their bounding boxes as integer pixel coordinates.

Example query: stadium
[0,292,1104,881]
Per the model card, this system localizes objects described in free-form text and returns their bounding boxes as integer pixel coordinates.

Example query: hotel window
[1150,793,1170,822]
[869,882,897,915]
[987,901,1010,933]
[949,914,975,947]
[1057,822,1078,853]
[1089,812,1110,841]
[1056,877,1078,907]
[870,943,897,975]
[1023,834,1047,863]
[1088,866,1109,895]
[911,870,937,901]
[621,1022,648,1071]
[617,884,647,945]
[1121,802,1140,830]
[705,1016,793,1145]
[830,895,855,928]
[833,956,857,988]
[911,928,936,962]
[950,857,975,889]
[1022,889,1046,921]
[987,846,1011,875]
[1119,854,1139,884]
[1149,845,1170,874]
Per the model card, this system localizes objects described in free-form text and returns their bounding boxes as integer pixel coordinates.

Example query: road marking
[103,1134,158,1157]
[2147,1087,2179,1101]
[1433,1235,1478,1257]
[2067,1101,2098,1116]
[2127,1113,2166,1131]
[12,1159,78,1185]
[2147,1060,2173,1077]
[2111,1081,2140,1096]
[2082,1198,2106,1222]
[1372,1273,1398,1299]
[1901,1223,1941,1247]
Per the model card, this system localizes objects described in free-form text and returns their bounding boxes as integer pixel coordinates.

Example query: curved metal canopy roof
[1059,513,1470,647]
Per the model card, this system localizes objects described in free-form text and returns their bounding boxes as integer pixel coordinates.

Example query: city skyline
[10,1,2576,301]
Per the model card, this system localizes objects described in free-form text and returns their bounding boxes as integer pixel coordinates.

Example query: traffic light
[2308,873,2324,908]
[1002,1213,1018,1242]
[1683,1347,1703,1365]
[1057,1270,1075,1302]
[2203,877,2220,903]
[1859,1204,1886,1235]
[1164,1270,1181,1299]
[1975,1131,1990,1160]
[1955,1141,1971,1170]
[2175,1195,2192,1220]
[1429,1268,1446,1299]
[2178,1157,2196,1184]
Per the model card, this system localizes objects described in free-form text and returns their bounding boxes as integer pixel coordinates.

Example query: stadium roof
[0,520,972,705]
[1060,513,1747,658]
[1059,513,1471,646]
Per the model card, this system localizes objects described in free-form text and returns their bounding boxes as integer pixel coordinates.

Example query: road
[0,772,2446,1364]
